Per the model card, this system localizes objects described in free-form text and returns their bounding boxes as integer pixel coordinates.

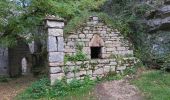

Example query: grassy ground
[132,70,170,100]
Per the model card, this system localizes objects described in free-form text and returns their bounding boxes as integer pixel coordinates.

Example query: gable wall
[46,16,136,85]
[64,17,133,58]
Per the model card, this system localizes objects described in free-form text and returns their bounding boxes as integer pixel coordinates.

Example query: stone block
[49,52,64,63]
[117,47,126,51]
[50,67,62,74]
[84,27,90,30]
[93,68,103,75]
[100,30,107,34]
[79,34,85,38]
[101,47,106,54]
[57,37,64,52]
[117,66,126,71]
[50,73,65,85]
[49,62,64,66]
[105,41,112,44]
[93,16,99,21]
[47,36,58,52]
[106,48,116,52]
[86,34,93,38]
[110,62,117,66]
[76,71,86,77]
[48,28,63,36]
[68,35,78,38]
[65,61,75,66]
[46,20,64,28]
[83,30,89,34]
[76,61,83,65]
[98,59,110,64]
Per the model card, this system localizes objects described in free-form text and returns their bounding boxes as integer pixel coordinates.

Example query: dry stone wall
[46,16,135,85]
[65,16,133,59]
[64,58,136,83]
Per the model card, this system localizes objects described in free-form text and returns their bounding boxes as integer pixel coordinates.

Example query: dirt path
[0,75,143,100]
[0,75,36,100]
[95,78,143,100]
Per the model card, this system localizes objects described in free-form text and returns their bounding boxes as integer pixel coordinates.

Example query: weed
[0,76,10,82]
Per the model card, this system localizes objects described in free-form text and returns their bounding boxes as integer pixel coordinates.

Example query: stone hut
[45,16,136,85]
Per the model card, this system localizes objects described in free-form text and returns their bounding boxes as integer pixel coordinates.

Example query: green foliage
[64,43,87,62]
[103,1,152,37]
[64,12,89,34]
[65,51,87,61]
[132,71,170,100]
[0,0,106,47]
[16,76,95,99]
[160,54,170,73]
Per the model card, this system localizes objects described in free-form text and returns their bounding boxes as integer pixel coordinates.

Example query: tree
[0,0,106,47]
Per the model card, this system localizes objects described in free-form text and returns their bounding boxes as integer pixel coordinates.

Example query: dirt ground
[0,75,143,100]
[0,75,36,100]
[95,77,144,100]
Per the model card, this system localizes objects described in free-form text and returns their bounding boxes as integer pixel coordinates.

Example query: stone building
[0,39,32,77]
[0,15,135,83]
[45,16,136,85]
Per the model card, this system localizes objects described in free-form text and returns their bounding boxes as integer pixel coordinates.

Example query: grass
[132,70,170,100]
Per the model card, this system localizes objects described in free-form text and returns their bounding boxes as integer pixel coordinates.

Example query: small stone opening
[91,47,102,59]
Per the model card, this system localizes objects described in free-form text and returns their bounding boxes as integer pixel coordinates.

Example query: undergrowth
[16,76,96,100]
[16,73,128,100]
[0,76,10,83]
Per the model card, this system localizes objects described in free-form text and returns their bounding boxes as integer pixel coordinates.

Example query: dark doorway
[91,47,102,59]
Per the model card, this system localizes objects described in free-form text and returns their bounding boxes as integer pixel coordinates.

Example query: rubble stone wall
[64,58,136,83]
